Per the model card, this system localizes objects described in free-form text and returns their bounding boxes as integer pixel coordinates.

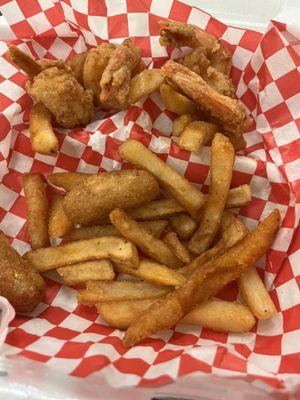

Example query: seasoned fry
[238,266,277,319]
[78,280,171,305]
[128,199,184,220]
[178,121,218,152]
[66,220,168,241]
[23,173,50,250]
[47,172,92,191]
[160,83,198,115]
[123,209,280,346]
[29,103,58,156]
[172,114,196,137]
[48,195,72,238]
[128,69,164,104]
[98,298,255,333]
[64,169,159,225]
[164,232,191,263]
[119,140,205,216]
[226,184,251,208]
[57,260,115,286]
[8,45,42,78]
[162,61,251,134]
[115,258,186,287]
[189,134,234,254]
[168,213,197,240]
[110,209,182,268]
[209,45,232,77]
[25,236,139,272]
[0,231,46,313]
[67,51,87,85]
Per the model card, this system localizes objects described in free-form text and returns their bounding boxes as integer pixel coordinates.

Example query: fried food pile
[8,20,251,157]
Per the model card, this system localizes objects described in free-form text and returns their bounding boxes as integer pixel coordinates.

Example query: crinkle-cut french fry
[25,236,139,272]
[97,298,255,333]
[78,280,171,305]
[8,45,42,77]
[48,195,72,238]
[119,140,205,216]
[164,232,191,264]
[127,199,184,220]
[226,184,251,208]
[160,83,198,115]
[114,258,186,287]
[47,172,93,191]
[65,220,168,241]
[23,173,50,250]
[172,114,196,137]
[162,61,251,135]
[29,103,58,156]
[123,209,280,347]
[168,213,197,240]
[178,121,218,152]
[129,69,164,104]
[110,209,182,269]
[238,266,277,320]
[188,134,234,254]
[57,260,115,286]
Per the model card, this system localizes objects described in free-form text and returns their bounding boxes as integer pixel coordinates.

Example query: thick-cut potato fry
[189,134,234,254]
[29,103,58,156]
[48,195,72,238]
[160,83,198,115]
[119,140,205,216]
[110,209,182,269]
[128,69,164,104]
[127,199,183,220]
[238,266,277,319]
[162,61,251,135]
[178,121,218,152]
[57,260,115,286]
[123,210,280,346]
[164,232,191,263]
[115,258,186,287]
[67,51,87,85]
[25,236,139,272]
[0,231,46,313]
[98,298,255,333]
[226,184,251,208]
[78,280,171,305]
[48,172,92,191]
[8,45,42,78]
[168,213,197,240]
[23,173,49,250]
[65,220,168,241]
[172,114,196,137]
[64,169,159,225]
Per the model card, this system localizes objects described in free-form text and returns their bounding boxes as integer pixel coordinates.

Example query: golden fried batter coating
[67,51,87,85]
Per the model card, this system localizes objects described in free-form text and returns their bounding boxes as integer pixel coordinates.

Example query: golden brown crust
[67,51,88,85]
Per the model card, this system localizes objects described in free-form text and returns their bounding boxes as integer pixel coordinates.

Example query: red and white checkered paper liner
[0,0,300,395]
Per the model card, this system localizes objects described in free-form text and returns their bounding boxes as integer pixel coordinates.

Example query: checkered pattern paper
[0,0,300,395]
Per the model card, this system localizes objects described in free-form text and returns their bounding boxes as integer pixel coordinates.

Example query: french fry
[8,45,42,78]
[238,266,277,319]
[29,103,58,156]
[78,280,171,305]
[168,213,197,240]
[57,260,115,286]
[97,298,255,333]
[23,173,50,250]
[226,184,251,208]
[178,121,218,152]
[114,258,186,287]
[173,114,196,137]
[48,172,93,191]
[127,199,183,220]
[164,232,191,263]
[160,83,198,115]
[128,69,165,104]
[64,169,160,225]
[188,134,234,254]
[123,209,280,346]
[25,236,139,272]
[110,209,183,268]
[65,220,168,241]
[48,195,72,238]
[119,140,205,216]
